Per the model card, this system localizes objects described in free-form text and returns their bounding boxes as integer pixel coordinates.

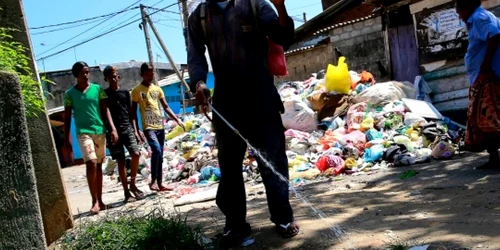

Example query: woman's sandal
[276,222,300,238]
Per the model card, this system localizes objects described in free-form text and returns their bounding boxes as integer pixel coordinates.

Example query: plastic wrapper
[347,103,367,131]
[360,117,374,132]
[345,158,359,169]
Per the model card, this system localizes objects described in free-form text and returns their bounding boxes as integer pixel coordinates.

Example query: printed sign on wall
[414,2,468,63]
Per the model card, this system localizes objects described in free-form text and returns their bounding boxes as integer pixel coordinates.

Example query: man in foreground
[63,61,118,214]
[456,0,500,169]
[131,63,184,192]
[103,65,144,201]
[187,0,299,246]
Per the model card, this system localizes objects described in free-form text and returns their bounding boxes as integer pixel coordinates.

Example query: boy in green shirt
[63,61,118,214]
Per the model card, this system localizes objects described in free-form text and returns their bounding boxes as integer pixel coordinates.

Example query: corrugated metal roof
[285,45,317,55]
[313,14,377,35]
[98,61,181,71]
[158,72,190,87]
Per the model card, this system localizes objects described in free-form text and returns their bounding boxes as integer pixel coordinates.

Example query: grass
[60,208,214,250]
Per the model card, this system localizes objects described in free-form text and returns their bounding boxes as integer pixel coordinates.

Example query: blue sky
[23,0,322,72]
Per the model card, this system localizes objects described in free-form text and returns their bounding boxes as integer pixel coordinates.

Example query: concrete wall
[285,16,389,82]
[43,67,175,109]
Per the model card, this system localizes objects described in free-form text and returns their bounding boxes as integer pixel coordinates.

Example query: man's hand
[270,0,285,7]
[111,130,119,145]
[177,120,186,131]
[195,82,210,104]
[63,142,74,165]
[135,131,146,144]
[195,82,211,113]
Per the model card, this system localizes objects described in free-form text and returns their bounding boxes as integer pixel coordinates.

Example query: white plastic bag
[281,96,318,132]
[352,82,409,106]
[404,112,427,127]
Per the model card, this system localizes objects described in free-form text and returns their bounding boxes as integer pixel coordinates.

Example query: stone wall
[331,16,389,81]
[285,16,389,82]
[285,45,334,81]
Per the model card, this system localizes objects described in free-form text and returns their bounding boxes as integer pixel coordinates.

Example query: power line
[31,18,105,35]
[29,7,139,30]
[36,2,181,62]
[36,0,143,57]
[145,6,180,14]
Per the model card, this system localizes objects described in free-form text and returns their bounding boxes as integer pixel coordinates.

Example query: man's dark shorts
[107,128,141,160]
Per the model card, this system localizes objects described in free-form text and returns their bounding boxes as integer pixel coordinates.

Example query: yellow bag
[165,120,194,140]
[325,57,351,94]
[360,117,374,132]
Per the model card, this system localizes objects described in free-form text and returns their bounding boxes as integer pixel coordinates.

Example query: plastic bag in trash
[342,130,367,151]
[366,129,383,141]
[316,155,345,175]
[364,144,385,163]
[325,57,351,94]
[281,96,318,132]
[352,82,409,106]
[404,113,427,127]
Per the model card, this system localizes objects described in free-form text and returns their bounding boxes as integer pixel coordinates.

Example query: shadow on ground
[183,152,500,249]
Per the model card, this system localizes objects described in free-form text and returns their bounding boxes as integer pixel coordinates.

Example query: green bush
[0,27,45,117]
[61,210,214,250]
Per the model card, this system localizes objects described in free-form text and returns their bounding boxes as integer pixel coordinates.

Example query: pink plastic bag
[268,40,288,76]
[342,130,367,152]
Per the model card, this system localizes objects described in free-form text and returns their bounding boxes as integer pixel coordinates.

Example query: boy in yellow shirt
[131,63,184,191]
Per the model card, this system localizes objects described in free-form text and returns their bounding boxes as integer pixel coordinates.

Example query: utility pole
[179,0,190,50]
[140,4,158,84]
[146,16,192,97]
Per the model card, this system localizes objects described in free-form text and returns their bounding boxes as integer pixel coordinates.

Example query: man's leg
[94,134,107,209]
[214,118,248,233]
[477,138,500,169]
[108,134,132,200]
[78,134,100,213]
[123,128,143,197]
[155,129,166,188]
[145,130,161,190]
[249,113,297,237]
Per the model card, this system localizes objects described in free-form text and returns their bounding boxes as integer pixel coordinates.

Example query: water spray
[207,103,345,239]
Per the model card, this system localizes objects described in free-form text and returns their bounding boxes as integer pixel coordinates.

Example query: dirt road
[63,152,500,249]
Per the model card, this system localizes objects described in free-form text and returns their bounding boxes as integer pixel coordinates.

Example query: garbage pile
[279,57,464,180]
[106,57,464,196]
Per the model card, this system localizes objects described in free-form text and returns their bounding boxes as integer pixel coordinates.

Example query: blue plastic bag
[366,129,383,141]
[364,144,385,163]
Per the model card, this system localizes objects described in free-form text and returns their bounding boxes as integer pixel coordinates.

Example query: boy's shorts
[77,134,106,163]
[107,128,140,161]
